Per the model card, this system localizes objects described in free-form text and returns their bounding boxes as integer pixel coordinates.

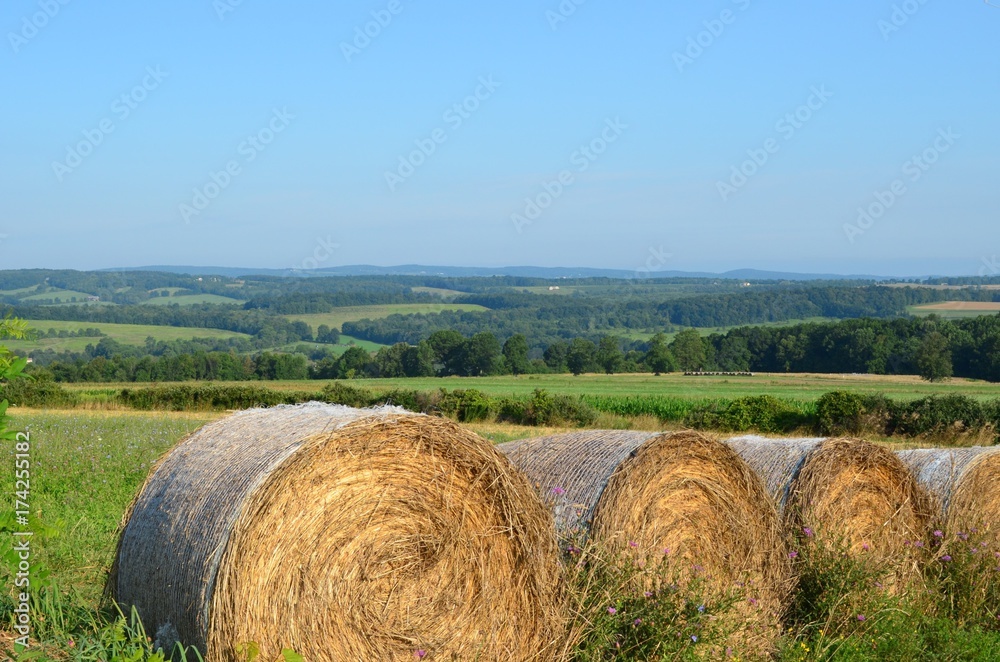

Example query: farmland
[140,293,244,306]
[5,320,251,354]
[4,408,1000,660]
[61,372,999,403]
[284,302,488,329]
[909,301,1000,319]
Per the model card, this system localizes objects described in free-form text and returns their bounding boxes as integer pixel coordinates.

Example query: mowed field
[62,371,1000,403]
[7,319,251,354]
[909,301,1000,319]
[285,303,488,330]
[140,293,244,306]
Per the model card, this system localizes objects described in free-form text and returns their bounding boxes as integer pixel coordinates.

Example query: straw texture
[109,403,564,661]
[499,430,791,651]
[727,436,932,561]
[897,446,1000,537]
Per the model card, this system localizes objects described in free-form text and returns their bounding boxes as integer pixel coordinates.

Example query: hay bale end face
[727,436,932,560]
[499,430,791,650]
[897,446,1000,538]
[110,404,564,661]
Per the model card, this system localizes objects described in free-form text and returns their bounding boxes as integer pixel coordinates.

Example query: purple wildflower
[628,540,638,548]
[788,551,799,559]
[415,650,427,659]
[857,614,866,622]
[691,635,698,643]
[633,618,642,626]
[550,486,566,496]
[941,555,952,562]
[607,606,617,615]
[933,530,943,538]
[803,527,814,538]
[644,591,653,598]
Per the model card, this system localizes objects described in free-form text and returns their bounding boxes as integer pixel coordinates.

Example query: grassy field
[60,371,1000,403]
[18,288,96,303]
[285,303,488,330]
[140,293,244,306]
[282,335,386,355]
[909,302,1000,319]
[617,317,842,343]
[8,320,251,354]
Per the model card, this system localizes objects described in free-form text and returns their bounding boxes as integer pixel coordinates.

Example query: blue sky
[1,0,996,276]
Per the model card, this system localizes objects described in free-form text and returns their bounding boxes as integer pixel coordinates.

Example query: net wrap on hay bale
[727,435,932,560]
[498,430,790,650]
[897,446,1000,537]
[109,403,564,661]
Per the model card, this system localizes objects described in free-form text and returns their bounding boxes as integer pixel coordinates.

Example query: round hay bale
[108,403,564,661]
[726,435,932,561]
[498,430,791,650]
[896,446,1000,538]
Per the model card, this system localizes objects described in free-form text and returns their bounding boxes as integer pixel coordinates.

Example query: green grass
[616,317,843,343]
[140,293,244,306]
[9,320,251,354]
[19,288,97,304]
[59,371,1000,403]
[282,334,387,355]
[285,303,488,330]
[2,411,215,603]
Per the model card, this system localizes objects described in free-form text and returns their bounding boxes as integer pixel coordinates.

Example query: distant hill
[106,264,888,281]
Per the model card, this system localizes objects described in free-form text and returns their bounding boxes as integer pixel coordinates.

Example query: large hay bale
[897,446,1000,537]
[727,436,932,560]
[498,430,790,650]
[109,403,564,661]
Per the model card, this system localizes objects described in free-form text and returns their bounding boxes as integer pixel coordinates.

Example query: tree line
[30,312,1000,383]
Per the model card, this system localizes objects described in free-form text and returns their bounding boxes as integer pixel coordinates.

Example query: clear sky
[1,0,997,276]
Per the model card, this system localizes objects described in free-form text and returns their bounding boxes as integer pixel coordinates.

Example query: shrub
[319,381,375,408]
[716,395,810,434]
[890,395,986,440]
[0,377,79,408]
[815,391,893,437]
[437,389,495,422]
